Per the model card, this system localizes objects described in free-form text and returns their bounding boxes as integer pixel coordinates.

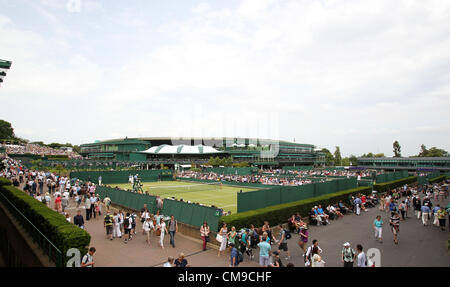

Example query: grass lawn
[113,180,257,214]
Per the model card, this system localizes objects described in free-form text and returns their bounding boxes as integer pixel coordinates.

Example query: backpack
[284,229,291,240]
[238,249,244,263]
[41,197,47,204]
[104,215,112,225]
[124,217,130,228]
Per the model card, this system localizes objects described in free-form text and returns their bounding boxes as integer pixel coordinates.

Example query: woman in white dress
[143,217,154,245]
[113,212,122,238]
[311,246,325,267]
[159,220,168,249]
[218,223,228,257]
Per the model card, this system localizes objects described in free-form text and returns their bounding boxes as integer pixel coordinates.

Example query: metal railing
[0,191,63,267]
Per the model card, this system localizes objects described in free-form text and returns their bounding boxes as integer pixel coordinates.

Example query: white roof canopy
[141,144,223,155]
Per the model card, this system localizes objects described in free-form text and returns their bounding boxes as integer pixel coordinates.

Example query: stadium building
[357,157,450,172]
[80,137,325,168]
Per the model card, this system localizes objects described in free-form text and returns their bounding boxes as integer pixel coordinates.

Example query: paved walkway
[17,182,450,267]
[281,197,450,267]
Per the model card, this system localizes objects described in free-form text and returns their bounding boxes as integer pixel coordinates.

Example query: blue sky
[1,0,449,157]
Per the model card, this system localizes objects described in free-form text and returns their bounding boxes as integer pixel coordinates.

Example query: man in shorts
[257,233,271,267]
[272,224,290,260]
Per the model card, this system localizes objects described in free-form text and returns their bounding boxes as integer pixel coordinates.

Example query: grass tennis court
[113,180,258,214]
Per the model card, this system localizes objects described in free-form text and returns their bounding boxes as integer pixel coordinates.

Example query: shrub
[428,175,446,184]
[0,179,90,266]
[219,186,372,230]
[373,176,417,193]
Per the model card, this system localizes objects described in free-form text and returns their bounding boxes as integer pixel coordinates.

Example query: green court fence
[375,171,409,184]
[70,170,173,184]
[96,186,221,231]
[237,177,357,213]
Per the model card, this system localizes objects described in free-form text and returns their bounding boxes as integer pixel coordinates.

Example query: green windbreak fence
[204,167,258,175]
[96,186,158,213]
[375,171,409,184]
[237,178,357,213]
[96,186,221,231]
[161,199,221,232]
[70,170,173,184]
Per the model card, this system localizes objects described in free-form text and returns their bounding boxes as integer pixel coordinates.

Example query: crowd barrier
[96,186,221,231]
[237,177,357,213]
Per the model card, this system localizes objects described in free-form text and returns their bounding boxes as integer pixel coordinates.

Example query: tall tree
[334,146,342,166]
[0,120,15,139]
[418,144,428,157]
[349,155,358,166]
[341,157,350,166]
[393,141,401,157]
[321,148,334,166]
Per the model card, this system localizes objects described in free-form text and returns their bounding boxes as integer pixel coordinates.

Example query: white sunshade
[141,144,223,155]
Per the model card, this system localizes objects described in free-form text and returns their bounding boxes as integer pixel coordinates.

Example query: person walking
[73,210,85,229]
[104,211,113,240]
[311,246,325,267]
[55,194,62,213]
[413,196,422,219]
[218,223,228,257]
[356,244,367,267]
[143,217,154,245]
[164,256,174,267]
[390,211,400,244]
[123,213,133,244]
[437,206,448,231]
[421,203,431,226]
[227,226,238,248]
[159,219,168,249]
[229,242,240,267]
[432,205,440,227]
[305,239,322,267]
[399,201,406,221]
[272,224,290,260]
[85,196,91,221]
[257,234,271,267]
[341,242,356,267]
[81,247,96,267]
[103,196,111,213]
[168,215,178,248]
[298,225,309,254]
[200,221,210,251]
[373,215,383,243]
[112,212,122,239]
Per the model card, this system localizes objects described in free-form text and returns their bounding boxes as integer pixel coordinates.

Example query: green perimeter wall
[375,170,409,184]
[96,186,221,231]
[70,170,173,184]
[237,178,357,213]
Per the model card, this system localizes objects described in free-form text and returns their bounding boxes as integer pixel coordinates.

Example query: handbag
[205,236,210,242]
[216,234,223,243]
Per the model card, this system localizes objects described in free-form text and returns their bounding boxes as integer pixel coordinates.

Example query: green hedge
[219,186,372,230]
[428,175,446,184]
[373,176,417,193]
[0,178,91,266]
